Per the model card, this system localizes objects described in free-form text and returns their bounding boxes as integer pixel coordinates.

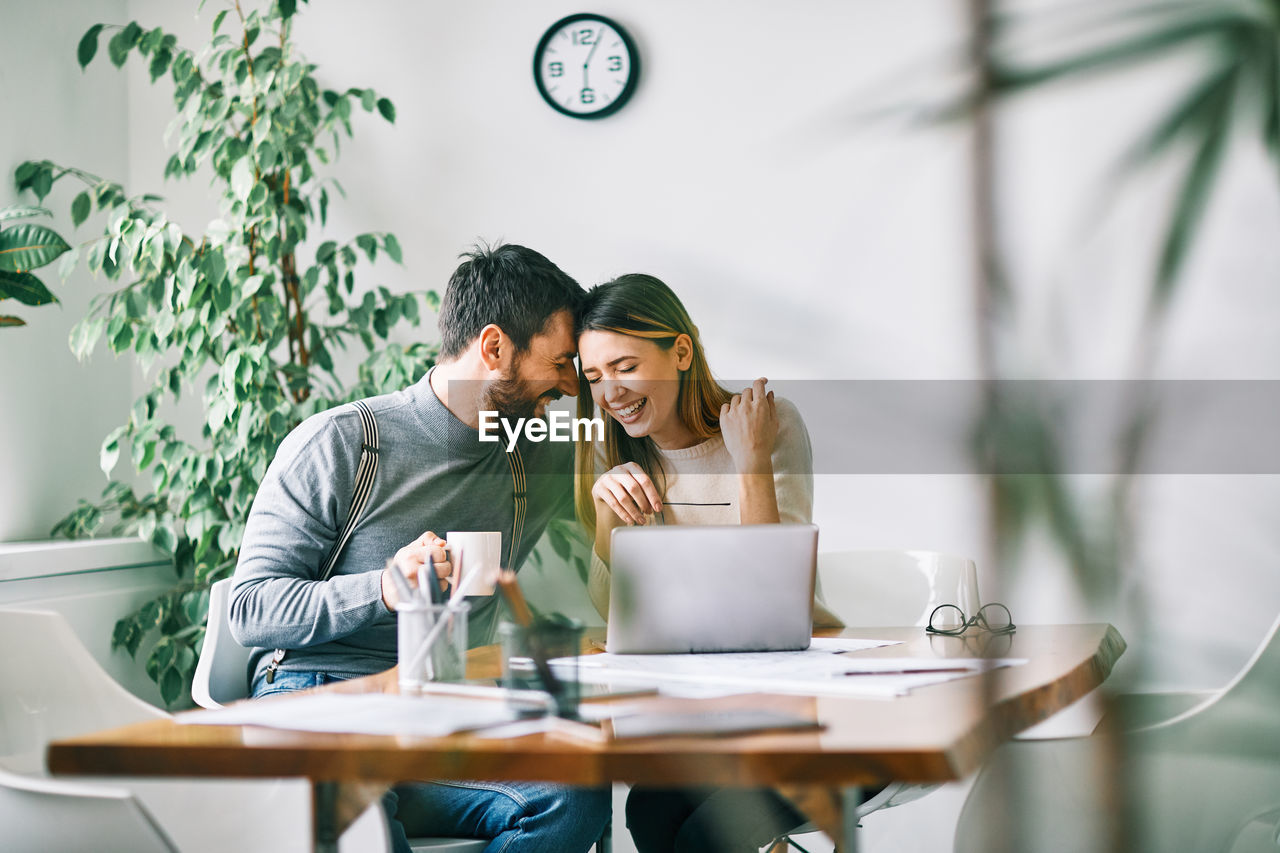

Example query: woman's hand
[592,462,662,526]
[720,377,778,474]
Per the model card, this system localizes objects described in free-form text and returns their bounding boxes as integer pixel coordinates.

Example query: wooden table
[48,624,1124,852]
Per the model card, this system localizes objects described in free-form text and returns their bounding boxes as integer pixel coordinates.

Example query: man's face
[482,310,579,420]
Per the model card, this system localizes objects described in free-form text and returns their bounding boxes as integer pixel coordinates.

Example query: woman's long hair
[574,274,733,533]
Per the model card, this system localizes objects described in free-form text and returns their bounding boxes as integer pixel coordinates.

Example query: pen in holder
[398,600,468,690]
[496,570,582,718]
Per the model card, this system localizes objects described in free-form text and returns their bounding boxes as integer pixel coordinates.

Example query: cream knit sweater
[587,396,842,627]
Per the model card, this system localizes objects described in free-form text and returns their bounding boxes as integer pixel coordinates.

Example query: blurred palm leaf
[987,0,1277,312]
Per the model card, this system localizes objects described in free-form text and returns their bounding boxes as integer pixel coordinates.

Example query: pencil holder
[397,601,469,691]
[498,617,582,718]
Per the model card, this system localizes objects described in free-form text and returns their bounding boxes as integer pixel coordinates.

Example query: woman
[574,273,839,853]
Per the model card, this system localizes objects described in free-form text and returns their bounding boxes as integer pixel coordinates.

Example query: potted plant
[25,0,435,705]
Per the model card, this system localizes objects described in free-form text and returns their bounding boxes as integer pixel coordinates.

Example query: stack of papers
[553,637,1026,699]
[178,692,522,737]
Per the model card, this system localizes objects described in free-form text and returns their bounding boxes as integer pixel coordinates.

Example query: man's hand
[720,377,778,474]
[380,531,452,611]
[592,461,662,526]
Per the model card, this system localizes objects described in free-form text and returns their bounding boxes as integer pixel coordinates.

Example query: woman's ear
[674,333,694,371]
[477,324,505,370]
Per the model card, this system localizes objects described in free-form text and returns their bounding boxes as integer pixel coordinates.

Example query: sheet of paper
[552,639,1026,699]
[177,692,521,737]
[807,636,904,653]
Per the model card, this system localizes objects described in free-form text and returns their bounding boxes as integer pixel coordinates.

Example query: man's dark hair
[438,243,584,360]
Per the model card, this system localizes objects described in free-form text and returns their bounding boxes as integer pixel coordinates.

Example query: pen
[661,501,731,506]
[839,667,976,676]
[496,570,564,702]
[422,561,444,605]
[386,558,416,605]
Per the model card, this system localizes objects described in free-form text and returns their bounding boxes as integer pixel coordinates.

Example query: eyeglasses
[925,602,1016,636]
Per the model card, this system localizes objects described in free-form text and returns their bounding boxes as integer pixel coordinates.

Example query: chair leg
[595,818,612,853]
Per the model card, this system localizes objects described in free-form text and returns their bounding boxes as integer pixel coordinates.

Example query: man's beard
[483,365,562,421]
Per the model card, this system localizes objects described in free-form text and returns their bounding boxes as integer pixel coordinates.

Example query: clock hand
[583,26,605,86]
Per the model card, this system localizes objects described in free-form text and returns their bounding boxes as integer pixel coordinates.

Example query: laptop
[605,524,819,654]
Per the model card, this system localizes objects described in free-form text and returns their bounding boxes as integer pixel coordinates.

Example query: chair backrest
[0,609,164,765]
[1138,611,1280,759]
[191,578,254,709]
[0,766,178,853]
[815,550,980,628]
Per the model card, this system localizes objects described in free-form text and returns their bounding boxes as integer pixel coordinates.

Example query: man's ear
[674,333,694,371]
[477,324,506,371]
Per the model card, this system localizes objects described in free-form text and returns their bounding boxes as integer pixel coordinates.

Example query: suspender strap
[265,401,379,684]
[504,445,527,570]
[320,401,380,582]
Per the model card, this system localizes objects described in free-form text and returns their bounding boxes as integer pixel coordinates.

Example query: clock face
[533,14,639,119]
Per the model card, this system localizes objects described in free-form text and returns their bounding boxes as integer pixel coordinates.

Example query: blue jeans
[253,670,610,853]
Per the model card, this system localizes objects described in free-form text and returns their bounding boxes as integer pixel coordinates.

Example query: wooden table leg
[774,784,862,853]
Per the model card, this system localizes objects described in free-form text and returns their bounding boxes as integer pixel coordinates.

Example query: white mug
[446,531,501,597]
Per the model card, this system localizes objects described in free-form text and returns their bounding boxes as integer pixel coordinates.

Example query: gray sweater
[230,370,573,682]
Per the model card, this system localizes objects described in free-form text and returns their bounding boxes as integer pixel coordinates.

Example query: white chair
[814,549,981,628]
[0,764,177,853]
[191,577,256,709]
[197,579,490,853]
[955,613,1280,853]
[0,607,385,853]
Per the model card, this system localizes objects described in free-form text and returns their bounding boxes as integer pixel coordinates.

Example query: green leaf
[78,24,104,68]
[0,224,71,273]
[70,316,106,360]
[0,205,52,223]
[990,12,1246,96]
[1116,58,1243,175]
[241,273,265,301]
[202,250,227,287]
[153,523,178,554]
[230,158,255,200]
[13,161,38,186]
[31,169,53,201]
[58,245,79,280]
[100,428,124,476]
[108,27,133,68]
[1153,68,1235,308]
[212,9,229,35]
[247,180,267,209]
[383,234,402,263]
[361,89,376,112]
[71,191,92,227]
[0,270,56,305]
[377,97,395,124]
[150,48,172,82]
[159,665,184,706]
[0,315,25,327]
[278,0,297,18]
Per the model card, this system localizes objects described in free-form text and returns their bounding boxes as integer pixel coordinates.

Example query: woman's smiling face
[578,329,697,450]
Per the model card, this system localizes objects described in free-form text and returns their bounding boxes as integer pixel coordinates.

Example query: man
[230,243,609,852]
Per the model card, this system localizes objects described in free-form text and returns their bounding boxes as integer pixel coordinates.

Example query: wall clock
[533,13,639,119]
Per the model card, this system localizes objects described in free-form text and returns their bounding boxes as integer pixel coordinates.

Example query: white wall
[3,0,1277,696]
[0,0,133,542]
